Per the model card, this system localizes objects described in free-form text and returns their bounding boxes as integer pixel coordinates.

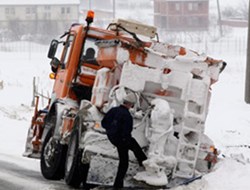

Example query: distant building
[80,0,152,27]
[0,0,80,39]
[153,0,209,31]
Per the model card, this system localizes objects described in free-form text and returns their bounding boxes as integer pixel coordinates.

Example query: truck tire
[40,127,67,180]
[65,117,90,188]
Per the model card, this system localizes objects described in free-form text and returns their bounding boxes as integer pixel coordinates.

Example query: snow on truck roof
[0,0,80,5]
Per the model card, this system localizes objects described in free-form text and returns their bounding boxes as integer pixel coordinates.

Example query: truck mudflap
[23,96,48,159]
[23,97,78,159]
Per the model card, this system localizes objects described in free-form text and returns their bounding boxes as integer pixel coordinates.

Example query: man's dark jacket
[101,105,133,146]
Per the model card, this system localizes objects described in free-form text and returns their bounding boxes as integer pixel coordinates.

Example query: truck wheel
[65,117,90,188]
[40,127,67,180]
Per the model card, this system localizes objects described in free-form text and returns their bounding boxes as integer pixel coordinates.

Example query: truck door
[76,37,100,86]
[52,34,75,100]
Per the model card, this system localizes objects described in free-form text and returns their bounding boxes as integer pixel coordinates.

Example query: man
[101,92,147,188]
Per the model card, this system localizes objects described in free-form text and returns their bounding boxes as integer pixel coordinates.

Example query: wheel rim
[44,137,59,168]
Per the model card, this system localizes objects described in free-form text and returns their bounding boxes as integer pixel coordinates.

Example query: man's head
[123,93,136,108]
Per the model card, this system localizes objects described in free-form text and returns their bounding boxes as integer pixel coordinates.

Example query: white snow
[134,99,175,186]
[0,27,250,190]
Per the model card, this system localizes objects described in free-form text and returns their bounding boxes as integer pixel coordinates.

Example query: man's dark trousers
[113,137,147,188]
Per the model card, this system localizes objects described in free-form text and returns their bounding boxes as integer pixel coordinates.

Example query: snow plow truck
[23,11,226,188]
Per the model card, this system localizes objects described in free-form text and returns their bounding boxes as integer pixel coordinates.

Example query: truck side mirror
[50,57,61,73]
[47,39,59,59]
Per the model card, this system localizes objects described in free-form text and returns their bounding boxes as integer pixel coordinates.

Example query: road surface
[0,155,83,190]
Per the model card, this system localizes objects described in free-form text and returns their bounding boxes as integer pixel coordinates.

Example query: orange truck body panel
[52,25,84,100]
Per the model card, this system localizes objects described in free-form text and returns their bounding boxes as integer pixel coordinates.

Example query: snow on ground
[0,27,250,189]
[202,27,250,189]
[0,51,52,171]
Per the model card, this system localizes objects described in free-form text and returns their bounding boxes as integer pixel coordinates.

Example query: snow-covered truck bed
[73,22,226,187]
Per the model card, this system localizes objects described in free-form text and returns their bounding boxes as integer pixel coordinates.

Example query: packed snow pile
[134,99,176,186]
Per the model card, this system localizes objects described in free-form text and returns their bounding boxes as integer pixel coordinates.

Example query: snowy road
[0,155,78,190]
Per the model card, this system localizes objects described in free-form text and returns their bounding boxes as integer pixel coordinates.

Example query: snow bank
[205,159,250,190]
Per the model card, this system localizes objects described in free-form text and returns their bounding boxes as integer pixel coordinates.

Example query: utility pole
[216,0,223,37]
[89,0,92,10]
[113,0,116,19]
[245,1,250,103]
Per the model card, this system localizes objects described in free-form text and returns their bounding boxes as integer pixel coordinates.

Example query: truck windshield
[81,38,99,64]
